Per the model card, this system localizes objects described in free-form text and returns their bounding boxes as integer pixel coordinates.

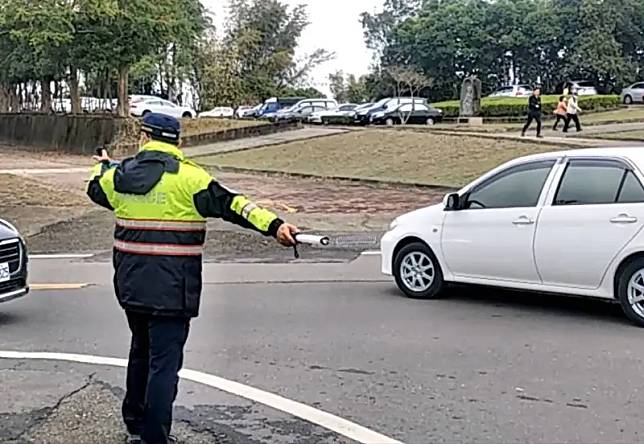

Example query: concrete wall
[0,113,135,155]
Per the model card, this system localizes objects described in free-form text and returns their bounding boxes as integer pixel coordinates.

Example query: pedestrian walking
[521,86,543,138]
[563,92,582,133]
[552,95,568,131]
[87,113,299,444]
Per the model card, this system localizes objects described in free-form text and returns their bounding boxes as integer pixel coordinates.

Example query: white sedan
[130,98,196,119]
[199,107,234,118]
[381,147,644,326]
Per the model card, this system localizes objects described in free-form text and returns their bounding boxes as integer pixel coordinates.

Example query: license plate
[0,262,10,283]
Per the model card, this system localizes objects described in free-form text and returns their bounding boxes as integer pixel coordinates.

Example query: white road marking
[0,350,403,444]
[361,251,382,256]
[29,254,94,260]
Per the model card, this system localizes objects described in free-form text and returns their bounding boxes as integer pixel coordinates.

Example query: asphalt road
[2,256,644,443]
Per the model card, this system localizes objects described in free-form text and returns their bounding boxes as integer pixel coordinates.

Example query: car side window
[464,161,555,209]
[635,83,644,89]
[554,159,644,205]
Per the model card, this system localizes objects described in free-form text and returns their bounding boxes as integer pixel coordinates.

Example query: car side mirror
[444,193,461,211]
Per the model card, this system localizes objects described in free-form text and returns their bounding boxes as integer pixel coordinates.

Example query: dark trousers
[122,312,191,444]
[522,113,541,136]
[552,114,566,130]
[563,113,581,132]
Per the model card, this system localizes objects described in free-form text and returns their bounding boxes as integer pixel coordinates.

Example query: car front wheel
[623,95,633,105]
[385,117,395,126]
[393,242,444,299]
[426,117,435,126]
[617,258,644,326]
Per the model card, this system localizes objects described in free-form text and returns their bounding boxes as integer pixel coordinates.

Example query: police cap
[141,113,181,142]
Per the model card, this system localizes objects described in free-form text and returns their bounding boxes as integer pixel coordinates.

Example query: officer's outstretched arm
[194,180,283,237]
[86,161,118,211]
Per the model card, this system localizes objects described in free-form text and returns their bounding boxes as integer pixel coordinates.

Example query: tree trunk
[0,82,10,112]
[40,78,52,112]
[70,68,82,114]
[117,65,130,117]
[9,85,20,112]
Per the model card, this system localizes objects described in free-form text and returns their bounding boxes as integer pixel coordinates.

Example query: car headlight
[389,218,400,230]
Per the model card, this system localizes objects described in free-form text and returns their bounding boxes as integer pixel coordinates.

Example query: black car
[0,219,28,304]
[370,103,443,126]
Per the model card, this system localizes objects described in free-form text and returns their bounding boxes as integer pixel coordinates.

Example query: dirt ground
[1,148,446,259]
[201,129,561,188]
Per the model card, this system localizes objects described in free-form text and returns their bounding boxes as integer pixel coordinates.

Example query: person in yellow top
[87,113,298,444]
[552,95,568,131]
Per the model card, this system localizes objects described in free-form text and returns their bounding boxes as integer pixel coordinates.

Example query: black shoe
[521,132,526,137]
[537,134,544,138]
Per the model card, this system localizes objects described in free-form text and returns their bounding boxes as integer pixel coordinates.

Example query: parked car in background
[0,219,28,304]
[130,98,196,118]
[381,147,644,327]
[199,107,234,118]
[289,98,337,111]
[256,97,306,118]
[243,104,264,119]
[355,97,428,125]
[488,84,532,97]
[370,103,443,126]
[621,82,644,104]
[307,103,359,124]
[272,104,329,122]
[565,80,598,96]
[235,106,255,118]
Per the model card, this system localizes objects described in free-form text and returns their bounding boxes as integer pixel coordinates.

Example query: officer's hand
[92,149,111,163]
[276,223,299,247]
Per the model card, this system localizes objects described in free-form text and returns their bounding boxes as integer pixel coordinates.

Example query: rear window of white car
[554,159,644,205]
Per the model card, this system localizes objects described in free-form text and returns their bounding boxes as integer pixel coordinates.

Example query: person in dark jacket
[521,87,543,138]
[87,113,298,444]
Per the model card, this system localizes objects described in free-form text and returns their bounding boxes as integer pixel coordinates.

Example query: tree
[328,71,348,102]
[388,65,432,124]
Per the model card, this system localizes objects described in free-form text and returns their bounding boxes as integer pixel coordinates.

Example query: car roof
[511,147,644,168]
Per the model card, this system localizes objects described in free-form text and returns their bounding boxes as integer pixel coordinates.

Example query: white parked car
[488,84,532,97]
[235,106,255,119]
[621,82,644,104]
[130,98,196,119]
[307,103,358,124]
[381,147,644,326]
[199,107,234,118]
[568,80,598,96]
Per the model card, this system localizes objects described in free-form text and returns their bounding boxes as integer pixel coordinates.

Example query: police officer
[87,113,299,444]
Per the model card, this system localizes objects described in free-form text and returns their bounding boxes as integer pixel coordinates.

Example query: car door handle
[610,214,638,224]
[512,216,535,225]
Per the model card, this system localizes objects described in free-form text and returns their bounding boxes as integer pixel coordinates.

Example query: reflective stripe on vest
[114,240,204,256]
[116,218,206,232]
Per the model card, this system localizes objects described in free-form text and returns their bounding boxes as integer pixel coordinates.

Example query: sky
[203,0,384,95]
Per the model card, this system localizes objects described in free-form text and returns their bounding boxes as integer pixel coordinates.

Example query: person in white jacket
[563,92,582,132]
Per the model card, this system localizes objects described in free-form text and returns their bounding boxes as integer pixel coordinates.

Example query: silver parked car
[621,82,644,104]
[0,219,28,304]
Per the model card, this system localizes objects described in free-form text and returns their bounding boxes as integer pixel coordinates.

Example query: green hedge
[433,95,620,118]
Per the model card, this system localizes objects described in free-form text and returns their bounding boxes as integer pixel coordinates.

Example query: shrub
[433,95,620,118]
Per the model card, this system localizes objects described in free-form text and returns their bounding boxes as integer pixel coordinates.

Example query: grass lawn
[199,129,565,188]
[180,118,266,137]
[580,107,644,125]
[588,129,644,141]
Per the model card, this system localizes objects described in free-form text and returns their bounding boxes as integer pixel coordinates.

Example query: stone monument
[459,76,482,125]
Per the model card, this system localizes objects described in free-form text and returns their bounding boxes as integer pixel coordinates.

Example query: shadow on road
[385,284,629,326]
